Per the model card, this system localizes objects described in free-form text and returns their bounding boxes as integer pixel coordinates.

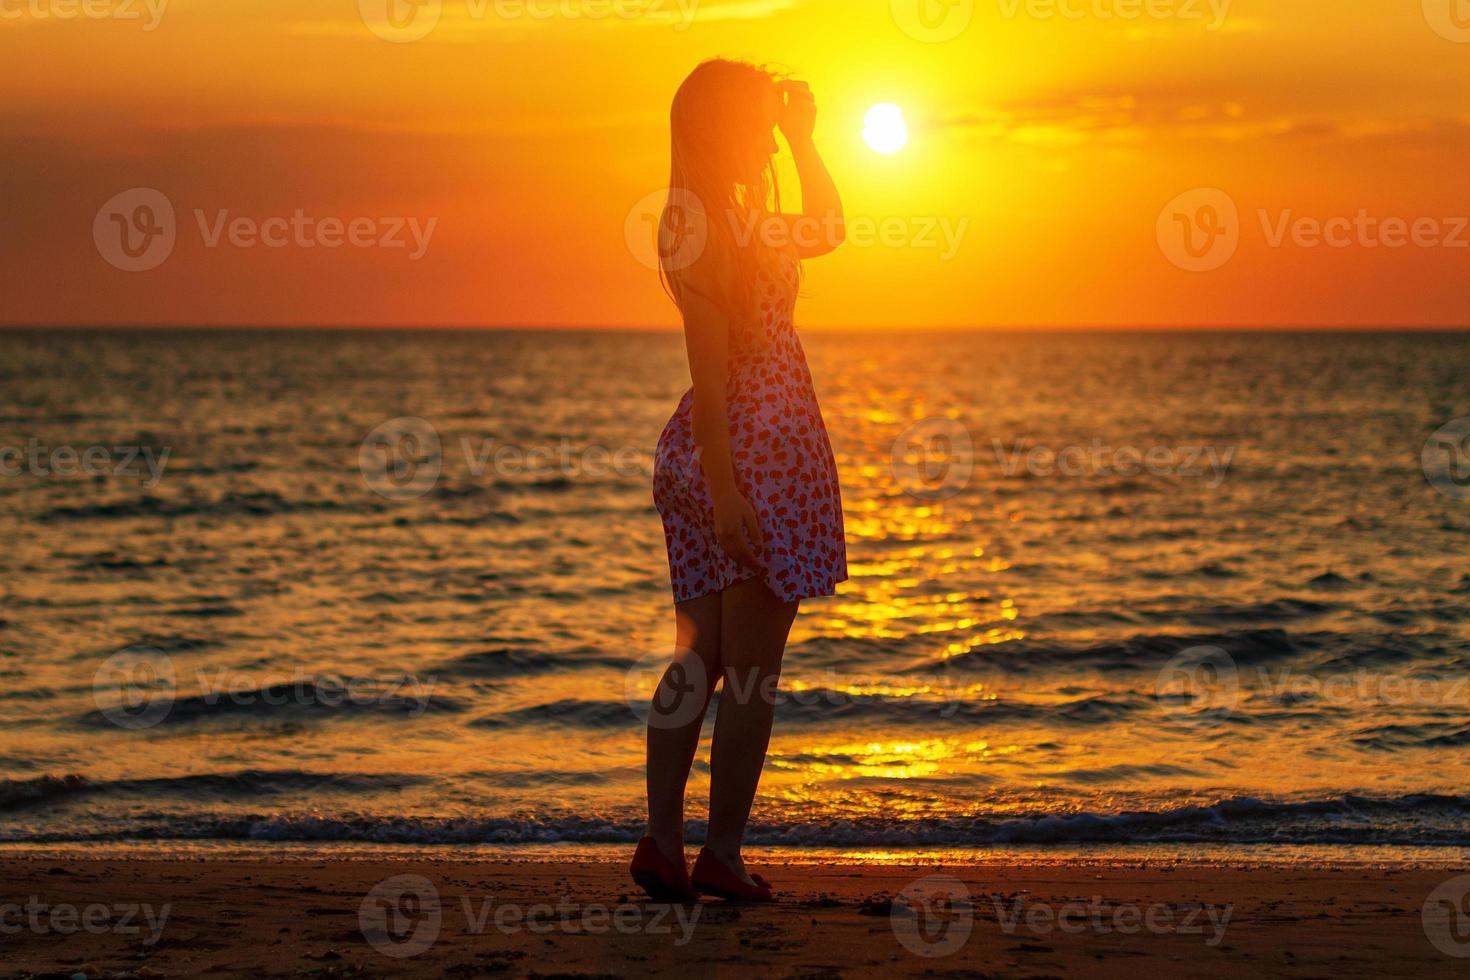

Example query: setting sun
[862,102,908,154]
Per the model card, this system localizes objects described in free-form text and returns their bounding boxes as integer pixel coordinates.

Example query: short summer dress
[653,250,847,604]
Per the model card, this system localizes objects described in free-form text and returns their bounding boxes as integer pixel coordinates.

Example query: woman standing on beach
[632,59,848,903]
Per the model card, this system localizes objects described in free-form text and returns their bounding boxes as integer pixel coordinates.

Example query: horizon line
[3,323,1469,334]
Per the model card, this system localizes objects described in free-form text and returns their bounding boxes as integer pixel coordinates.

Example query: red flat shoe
[630,838,699,903]
[690,848,775,903]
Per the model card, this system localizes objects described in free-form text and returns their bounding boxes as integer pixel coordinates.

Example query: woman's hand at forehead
[776,80,816,146]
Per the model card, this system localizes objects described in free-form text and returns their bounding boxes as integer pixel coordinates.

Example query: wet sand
[1,857,1464,977]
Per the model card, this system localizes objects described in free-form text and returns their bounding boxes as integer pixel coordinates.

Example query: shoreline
[2,840,1468,867]
[2,857,1465,977]
[2,840,1470,869]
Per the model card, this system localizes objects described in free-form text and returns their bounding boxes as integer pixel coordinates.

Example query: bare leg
[644,592,722,865]
[705,576,799,883]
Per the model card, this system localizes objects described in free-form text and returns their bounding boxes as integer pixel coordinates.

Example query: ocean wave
[38,492,354,523]
[784,635,922,669]
[0,774,89,810]
[74,553,174,572]
[1024,599,1338,634]
[1305,571,1367,591]
[78,682,465,728]
[1352,723,1470,751]
[116,634,220,654]
[0,770,431,812]
[1139,562,1242,581]
[469,690,1151,731]
[1164,599,1336,626]
[164,604,245,619]
[1048,763,1199,785]
[435,646,626,680]
[7,794,1469,847]
[937,629,1302,673]
[471,698,638,730]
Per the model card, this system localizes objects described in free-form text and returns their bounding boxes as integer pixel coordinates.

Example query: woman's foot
[629,837,698,903]
[690,847,775,903]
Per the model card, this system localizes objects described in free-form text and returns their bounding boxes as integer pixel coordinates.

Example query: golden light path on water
[3,331,1469,850]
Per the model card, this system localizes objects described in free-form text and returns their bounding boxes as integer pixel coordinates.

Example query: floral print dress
[653,252,847,604]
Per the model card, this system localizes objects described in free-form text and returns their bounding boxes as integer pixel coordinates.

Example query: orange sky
[2,0,1467,328]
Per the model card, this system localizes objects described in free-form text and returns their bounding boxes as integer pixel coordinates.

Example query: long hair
[658,59,792,329]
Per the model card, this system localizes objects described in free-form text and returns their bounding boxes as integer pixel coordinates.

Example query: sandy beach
[2,857,1465,977]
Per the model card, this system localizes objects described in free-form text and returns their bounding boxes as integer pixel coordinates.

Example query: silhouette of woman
[632,59,848,903]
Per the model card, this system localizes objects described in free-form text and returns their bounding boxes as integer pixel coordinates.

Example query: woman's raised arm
[771,80,845,259]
